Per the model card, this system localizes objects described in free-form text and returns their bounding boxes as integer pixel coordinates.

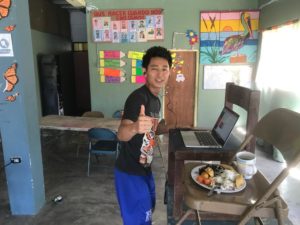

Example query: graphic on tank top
[139,116,159,167]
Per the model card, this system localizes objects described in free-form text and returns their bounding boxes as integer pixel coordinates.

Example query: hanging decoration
[3,63,18,92]
[185,29,198,47]
[171,52,186,83]
[5,92,19,102]
[4,24,16,32]
[0,0,11,20]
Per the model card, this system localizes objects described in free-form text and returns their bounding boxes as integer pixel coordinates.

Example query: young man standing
[114,46,172,225]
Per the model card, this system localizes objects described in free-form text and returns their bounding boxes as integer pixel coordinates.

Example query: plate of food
[191,164,246,193]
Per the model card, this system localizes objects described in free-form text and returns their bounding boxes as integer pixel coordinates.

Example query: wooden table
[40,115,120,131]
[167,129,241,218]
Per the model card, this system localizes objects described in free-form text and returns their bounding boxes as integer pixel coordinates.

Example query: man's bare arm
[117,105,153,141]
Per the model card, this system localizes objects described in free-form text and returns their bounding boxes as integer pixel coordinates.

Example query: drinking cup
[236,151,257,179]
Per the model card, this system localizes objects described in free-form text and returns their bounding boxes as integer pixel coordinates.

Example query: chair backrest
[239,108,300,214]
[88,128,117,141]
[82,111,104,118]
[225,82,260,153]
[112,110,123,119]
[253,108,300,166]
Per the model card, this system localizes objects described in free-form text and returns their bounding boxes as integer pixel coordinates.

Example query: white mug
[236,151,257,179]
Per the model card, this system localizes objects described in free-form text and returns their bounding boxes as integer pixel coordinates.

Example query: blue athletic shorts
[114,167,155,225]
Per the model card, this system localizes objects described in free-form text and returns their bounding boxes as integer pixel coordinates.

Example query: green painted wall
[257,0,300,117]
[31,30,72,117]
[87,0,258,126]
[259,0,300,29]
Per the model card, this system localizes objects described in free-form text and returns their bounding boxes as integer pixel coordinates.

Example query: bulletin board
[91,9,164,43]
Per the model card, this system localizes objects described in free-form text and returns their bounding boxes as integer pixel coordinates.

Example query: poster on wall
[203,64,253,89]
[91,9,164,43]
[200,10,259,64]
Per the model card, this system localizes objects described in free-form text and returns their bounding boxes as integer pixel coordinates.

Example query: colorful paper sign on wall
[99,50,125,59]
[100,76,126,83]
[200,10,260,64]
[92,9,164,43]
[131,76,145,84]
[100,59,126,67]
[132,67,143,76]
[99,68,125,76]
[132,59,142,67]
[128,51,144,60]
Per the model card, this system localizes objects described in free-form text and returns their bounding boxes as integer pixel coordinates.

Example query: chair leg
[196,210,202,225]
[275,199,284,225]
[176,209,194,225]
[254,217,264,225]
[87,151,91,176]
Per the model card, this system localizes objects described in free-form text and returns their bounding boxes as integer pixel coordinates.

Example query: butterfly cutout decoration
[4,24,15,32]
[6,92,19,102]
[3,63,18,92]
[0,0,11,20]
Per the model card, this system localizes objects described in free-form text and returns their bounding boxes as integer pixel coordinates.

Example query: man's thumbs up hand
[136,105,153,134]
[139,105,146,116]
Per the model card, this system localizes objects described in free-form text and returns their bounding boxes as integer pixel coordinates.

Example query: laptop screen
[211,107,240,146]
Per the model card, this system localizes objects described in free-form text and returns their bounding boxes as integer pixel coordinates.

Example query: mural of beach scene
[200,10,260,64]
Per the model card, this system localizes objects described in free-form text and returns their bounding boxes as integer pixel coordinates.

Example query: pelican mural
[220,12,253,55]
[200,11,260,64]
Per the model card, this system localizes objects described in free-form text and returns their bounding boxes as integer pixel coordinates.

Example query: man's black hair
[142,46,172,69]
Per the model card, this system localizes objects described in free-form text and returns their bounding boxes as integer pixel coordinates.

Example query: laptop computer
[181,107,239,148]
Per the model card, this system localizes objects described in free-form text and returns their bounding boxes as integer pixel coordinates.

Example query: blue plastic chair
[87,128,118,176]
[112,110,123,119]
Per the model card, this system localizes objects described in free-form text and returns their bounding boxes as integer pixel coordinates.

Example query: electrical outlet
[10,157,21,164]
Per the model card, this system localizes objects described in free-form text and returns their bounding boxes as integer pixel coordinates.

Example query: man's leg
[114,168,153,225]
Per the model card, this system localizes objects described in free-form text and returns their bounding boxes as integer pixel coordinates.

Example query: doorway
[163,50,199,128]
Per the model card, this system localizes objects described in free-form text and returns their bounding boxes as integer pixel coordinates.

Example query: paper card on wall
[129,32,137,43]
[112,31,120,43]
[154,15,163,28]
[131,76,145,84]
[120,32,129,43]
[127,51,144,60]
[132,67,143,76]
[146,16,155,28]
[99,68,125,76]
[99,50,125,59]
[137,29,147,42]
[100,76,126,83]
[128,20,137,31]
[146,27,155,40]
[100,59,125,67]
[0,33,14,57]
[155,27,164,40]
[132,59,142,67]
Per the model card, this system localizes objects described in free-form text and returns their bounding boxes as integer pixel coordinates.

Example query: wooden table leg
[173,158,184,218]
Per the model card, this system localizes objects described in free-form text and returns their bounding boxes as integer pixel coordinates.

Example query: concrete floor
[0,130,299,225]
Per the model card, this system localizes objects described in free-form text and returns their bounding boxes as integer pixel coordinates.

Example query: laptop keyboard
[194,131,218,146]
